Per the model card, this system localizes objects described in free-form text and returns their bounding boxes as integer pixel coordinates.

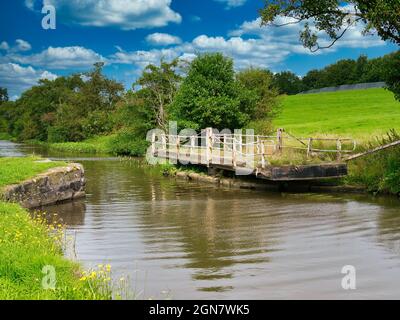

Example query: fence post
[277,128,284,154]
[337,139,342,162]
[190,135,196,164]
[151,131,156,157]
[205,127,213,166]
[223,133,228,165]
[307,138,313,158]
[261,140,266,169]
[160,133,167,159]
[232,137,237,168]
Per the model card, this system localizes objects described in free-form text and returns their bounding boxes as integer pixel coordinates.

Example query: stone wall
[1,163,86,209]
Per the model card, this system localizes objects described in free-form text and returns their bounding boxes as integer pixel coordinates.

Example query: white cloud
[146,33,182,46]
[0,63,57,98]
[10,46,105,69]
[27,0,181,30]
[15,39,32,52]
[0,39,32,53]
[110,48,179,73]
[229,17,385,53]
[214,0,247,9]
[0,41,9,51]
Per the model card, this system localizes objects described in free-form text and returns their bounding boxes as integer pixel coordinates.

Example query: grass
[0,132,11,140]
[275,88,400,141]
[0,201,114,299]
[45,135,115,154]
[0,157,67,190]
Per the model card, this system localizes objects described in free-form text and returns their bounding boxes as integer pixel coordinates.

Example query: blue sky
[0,0,398,99]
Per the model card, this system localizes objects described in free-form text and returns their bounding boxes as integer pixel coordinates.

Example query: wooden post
[176,135,180,163]
[223,133,228,165]
[277,128,284,154]
[307,138,313,158]
[190,135,196,164]
[261,140,266,169]
[161,133,167,158]
[151,132,156,157]
[205,127,213,166]
[336,139,342,162]
[232,137,237,168]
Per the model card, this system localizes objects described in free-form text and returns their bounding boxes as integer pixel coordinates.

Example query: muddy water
[1,140,400,299]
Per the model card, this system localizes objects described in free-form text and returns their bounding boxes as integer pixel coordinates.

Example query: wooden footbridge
[150,128,357,181]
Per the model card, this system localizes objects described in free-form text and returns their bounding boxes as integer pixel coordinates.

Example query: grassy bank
[0,132,12,140]
[35,133,148,157]
[0,157,67,190]
[36,135,114,154]
[0,157,116,299]
[275,88,400,140]
[0,201,113,299]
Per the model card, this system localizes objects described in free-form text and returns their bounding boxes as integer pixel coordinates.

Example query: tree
[134,59,182,130]
[272,71,304,95]
[0,87,8,104]
[260,1,400,52]
[383,51,400,101]
[170,53,257,130]
[236,68,280,118]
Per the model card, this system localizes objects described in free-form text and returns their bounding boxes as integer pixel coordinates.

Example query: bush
[108,129,150,156]
[346,130,400,195]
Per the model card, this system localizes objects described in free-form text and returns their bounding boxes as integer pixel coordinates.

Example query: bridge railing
[151,128,356,169]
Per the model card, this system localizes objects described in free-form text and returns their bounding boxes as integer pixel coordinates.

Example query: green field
[275,88,400,141]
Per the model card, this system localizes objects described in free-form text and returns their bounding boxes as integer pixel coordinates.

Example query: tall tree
[260,1,400,52]
[134,59,182,130]
[170,53,257,130]
[237,68,280,118]
[383,51,400,101]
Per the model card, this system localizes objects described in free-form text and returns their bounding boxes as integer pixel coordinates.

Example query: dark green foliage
[347,130,400,195]
[3,63,124,142]
[236,68,280,119]
[301,52,399,94]
[383,51,400,101]
[108,129,149,156]
[272,71,304,95]
[170,53,260,130]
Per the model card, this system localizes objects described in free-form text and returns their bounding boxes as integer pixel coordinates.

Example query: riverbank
[0,157,86,208]
[0,157,114,299]
[0,201,114,299]
[30,133,148,157]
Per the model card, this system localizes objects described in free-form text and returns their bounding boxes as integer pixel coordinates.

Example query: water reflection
[2,140,400,299]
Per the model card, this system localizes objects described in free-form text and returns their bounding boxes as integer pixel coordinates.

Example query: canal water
[1,140,400,299]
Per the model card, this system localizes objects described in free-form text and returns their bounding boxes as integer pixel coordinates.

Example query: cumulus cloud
[110,48,179,72]
[214,0,247,9]
[10,46,105,69]
[0,39,32,53]
[146,33,182,46]
[0,63,57,98]
[229,17,385,52]
[0,41,10,51]
[15,39,32,52]
[27,0,181,30]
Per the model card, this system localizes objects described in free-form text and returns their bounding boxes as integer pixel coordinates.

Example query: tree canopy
[170,53,278,130]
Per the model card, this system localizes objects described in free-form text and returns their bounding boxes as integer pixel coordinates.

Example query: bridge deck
[151,128,353,182]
